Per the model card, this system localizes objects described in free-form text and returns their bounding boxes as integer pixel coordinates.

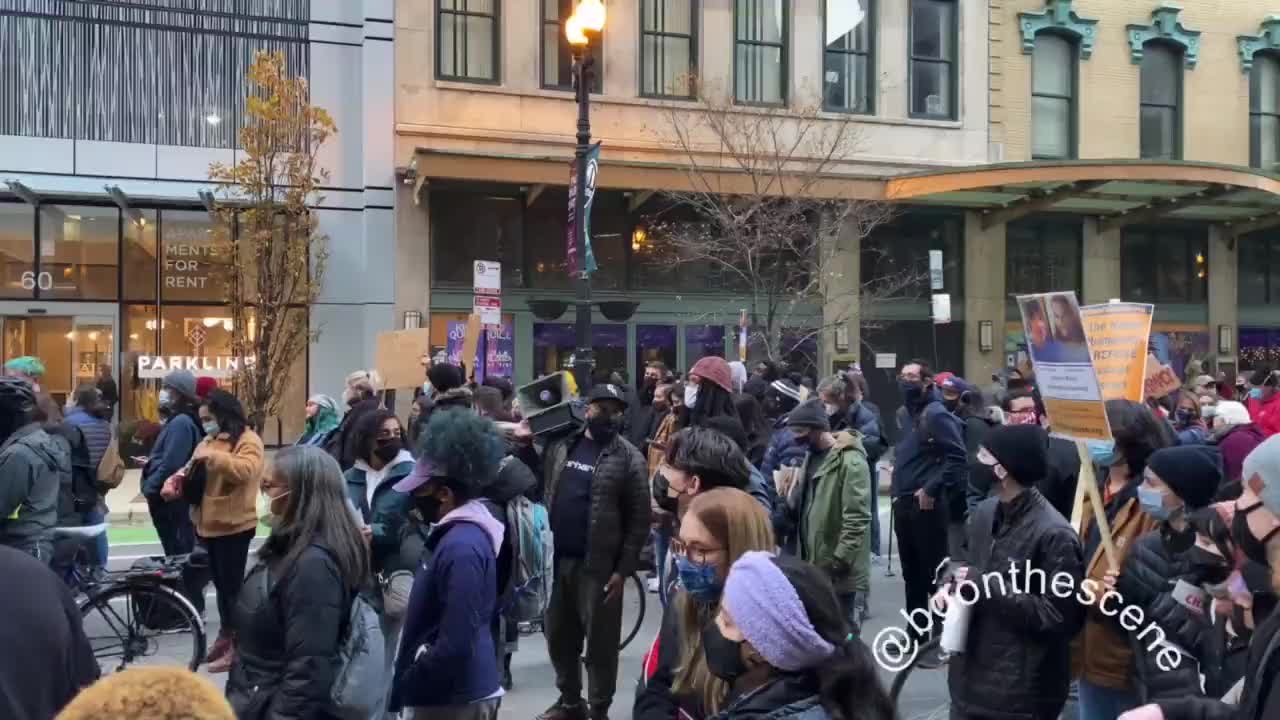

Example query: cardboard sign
[374,328,432,389]
[1081,303,1154,402]
[1144,355,1182,399]
[1016,292,1112,442]
[459,314,482,379]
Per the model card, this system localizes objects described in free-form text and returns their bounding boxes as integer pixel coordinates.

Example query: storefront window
[38,205,119,300]
[584,191,630,292]
[123,210,158,301]
[431,191,525,288]
[1121,228,1207,303]
[122,305,161,425]
[533,323,627,379]
[685,325,725,366]
[429,312,516,382]
[527,188,572,291]
[161,210,230,302]
[862,213,963,299]
[1006,219,1082,297]
[0,202,34,299]
[1239,233,1280,305]
[636,324,677,376]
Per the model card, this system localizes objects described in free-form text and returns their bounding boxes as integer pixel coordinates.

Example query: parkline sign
[136,355,256,379]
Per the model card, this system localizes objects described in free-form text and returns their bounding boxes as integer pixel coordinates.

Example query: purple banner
[446,320,514,383]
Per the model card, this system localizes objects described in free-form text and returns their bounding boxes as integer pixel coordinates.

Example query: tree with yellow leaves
[208,51,335,430]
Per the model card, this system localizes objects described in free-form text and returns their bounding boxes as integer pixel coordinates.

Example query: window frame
[1005,217,1083,298]
[434,0,502,84]
[1250,51,1280,170]
[1238,233,1280,305]
[639,0,699,100]
[821,0,875,115]
[732,0,791,108]
[1030,31,1078,160]
[1120,227,1207,304]
[1138,41,1184,161]
[541,0,604,93]
[907,0,958,121]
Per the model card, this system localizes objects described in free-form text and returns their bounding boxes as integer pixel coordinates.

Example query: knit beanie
[1147,445,1223,510]
[690,356,734,394]
[982,424,1049,486]
[195,376,218,400]
[163,369,198,402]
[1242,435,1280,516]
[721,551,835,672]
[770,379,803,404]
[785,399,830,432]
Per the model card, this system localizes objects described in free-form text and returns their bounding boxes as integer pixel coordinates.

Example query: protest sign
[1016,292,1111,442]
[1081,302,1153,402]
[374,328,432,388]
[1144,355,1182,399]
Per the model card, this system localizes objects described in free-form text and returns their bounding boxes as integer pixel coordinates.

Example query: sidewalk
[105,468,152,527]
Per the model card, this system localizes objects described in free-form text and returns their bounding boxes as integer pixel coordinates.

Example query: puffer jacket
[784,432,871,595]
[948,489,1085,720]
[1115,530,1209,703]
[0,424,68,553]
[226,544,352,720]
[543,429,650,579]
[706,672,830,720]
[344,454,415,574]
[1157,607,1280,720]
[191,428,266,538]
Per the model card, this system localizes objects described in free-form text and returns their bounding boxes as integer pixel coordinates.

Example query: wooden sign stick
[1075,441,1120,572]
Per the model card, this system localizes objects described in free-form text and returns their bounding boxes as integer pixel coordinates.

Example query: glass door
[0,302,118,409]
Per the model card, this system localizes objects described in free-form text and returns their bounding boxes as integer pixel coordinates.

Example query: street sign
[874,353,897,369]
[929,250,944,290]
[932,293,951,324]
[474,295,502,326]
[473,260,501,295]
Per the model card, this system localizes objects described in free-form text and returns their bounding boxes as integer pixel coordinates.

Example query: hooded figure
[296,394,341,447]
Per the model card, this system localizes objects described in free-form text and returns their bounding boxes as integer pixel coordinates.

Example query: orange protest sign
[1144,354,1182,399]
[1081,303,1153,402]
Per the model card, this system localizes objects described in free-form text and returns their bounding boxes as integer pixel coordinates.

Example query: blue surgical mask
[675,554,722,602]
[1249,388,1264,400]
[1137,485,1171,520]
[203,420,220,436]
[1087,439,1120,467]
[158,389,173,408]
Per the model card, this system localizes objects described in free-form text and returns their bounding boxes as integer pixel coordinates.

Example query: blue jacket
[844,401,886,464]
[890,395,967,500]
[391,503,502,711]
[761,419,808,479]
[344,455,415,574]
[1174,423,1209,446]
[746,464,776,514]
[141,414,201,496]
[64,410,111,470]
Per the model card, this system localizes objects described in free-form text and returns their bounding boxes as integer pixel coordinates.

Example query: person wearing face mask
[227,446,369,720]
[629,362,670,453]
[660,423,768,513]
[889,360,966,668]
[1208,401,1264,498]
[634,488,776,720]
[700,552,895,720]
[770,400,871,633]
[539,384,650,720]
[1111,445,1221,703]
[387,409,507,720]
[760,380,806,482]
[1184,505,1251,702]
[141,370,203,558]
[1074,400,1173,720]
[938,424,1085,720]
[940,375,997,557]
[686,357,740,430]
[295,394,340,447]
[324,368,384,471]
[180,389,265,674]
[1245,367,1280,439]
[1173,394,1211,446]
[1121,436,1280,720]
[971,388,1078,521]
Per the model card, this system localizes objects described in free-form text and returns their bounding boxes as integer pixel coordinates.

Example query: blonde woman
[635,487,776,720]
[326,369,383,471]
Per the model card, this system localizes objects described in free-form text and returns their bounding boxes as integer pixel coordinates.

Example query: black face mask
[791,433,812,449]
[415,493,443,522]
[1161,522,1196,555]
[701,622,749,682]
[969,462,997,498]
[943,398,961,413]
[1186,546,1232,585]
[1240,559,1275,596]
[587,414,622,444]
[373,439,402,464]
[641,384,656,405]
[1233,504,1280,566]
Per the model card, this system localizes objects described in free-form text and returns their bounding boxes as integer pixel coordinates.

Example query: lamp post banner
[566,142,601,275]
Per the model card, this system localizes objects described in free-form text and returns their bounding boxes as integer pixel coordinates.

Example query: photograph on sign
[1017,292,1111,442]
[1080,303,1153,402]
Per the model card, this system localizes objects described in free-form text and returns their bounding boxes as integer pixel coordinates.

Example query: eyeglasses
[670,538,723,565]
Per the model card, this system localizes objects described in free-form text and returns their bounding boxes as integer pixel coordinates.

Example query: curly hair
[56,666,234,720]
[417,407,504,499]
[351,409,404,463]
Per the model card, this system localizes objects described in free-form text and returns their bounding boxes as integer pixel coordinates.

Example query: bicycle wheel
[619,572,647,650]
[78,581,207,673]
[885,637,950,720]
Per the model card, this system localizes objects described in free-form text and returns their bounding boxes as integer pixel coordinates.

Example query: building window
[543,0,603,92]
[437,0,499,82]
[1031,34,1076,159]
[862,213,964,299]
[734,0,788,106]
[1006,219,1081,297]
[1251,53,1280,170]
[1139,42,1182,160]
[0,0,308,148]
[1121,228,1206,303]
[430,190,526,288]
[823,0,873,113]
[909,0,956,119]
[641,0,696,99]
[1239,233,1280,305]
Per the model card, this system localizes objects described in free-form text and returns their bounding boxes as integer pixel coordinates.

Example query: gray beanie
[164,369,198,401]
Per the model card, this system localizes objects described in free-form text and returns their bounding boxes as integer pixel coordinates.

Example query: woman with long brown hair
[635,487,776,720]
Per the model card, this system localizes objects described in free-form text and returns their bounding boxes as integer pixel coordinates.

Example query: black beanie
[785,399,830,432]
[982,424,1049,486]
[1146,445,1222,510]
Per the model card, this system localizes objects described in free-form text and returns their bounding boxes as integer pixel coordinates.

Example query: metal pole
[571,44,595,394]
[885,496,896,577]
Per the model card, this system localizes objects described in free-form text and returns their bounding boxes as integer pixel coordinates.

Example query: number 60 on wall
[21,271,53,291]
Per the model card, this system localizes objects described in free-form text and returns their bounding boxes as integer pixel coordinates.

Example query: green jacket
[796,431,871,594]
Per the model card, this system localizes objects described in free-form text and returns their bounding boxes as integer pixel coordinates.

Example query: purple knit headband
[721,551,835,672]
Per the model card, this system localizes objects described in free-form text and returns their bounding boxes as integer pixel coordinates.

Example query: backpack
[504,494,554,623]
[97,433,126,492]
[50,424,98,517]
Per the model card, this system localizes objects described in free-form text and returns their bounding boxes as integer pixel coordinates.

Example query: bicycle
[55,524,208,673]
[519,570,647,651]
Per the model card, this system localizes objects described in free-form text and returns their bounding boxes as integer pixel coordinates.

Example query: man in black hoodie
[0,376,67,562]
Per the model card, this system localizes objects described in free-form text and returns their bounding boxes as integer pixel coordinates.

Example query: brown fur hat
[56,667,234,720]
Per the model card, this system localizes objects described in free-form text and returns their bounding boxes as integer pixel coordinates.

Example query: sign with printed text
[566,143,601,275]
[474,295,502,326]
[1017,291,1112,442]
[874,353,897,369]
[374,328,432,389]
[1144,355,1183,399]
[137,355,254,380]
[1081,302,1153,402]
[929,250,944,290]
[473,260,501,295]
[932,293,951,324]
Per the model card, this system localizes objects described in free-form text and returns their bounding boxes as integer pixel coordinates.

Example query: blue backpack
[504,494,554,623]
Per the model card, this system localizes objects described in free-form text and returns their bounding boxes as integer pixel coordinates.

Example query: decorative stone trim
[1238,16,1280,74]
[1018,0,1100,59]
[1126,4,1201,68]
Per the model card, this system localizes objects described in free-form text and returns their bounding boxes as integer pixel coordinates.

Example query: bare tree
[208,51,334,429]
[645,87,926,364]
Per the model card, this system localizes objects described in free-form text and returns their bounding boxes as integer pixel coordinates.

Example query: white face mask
[824,403,841,417]
[684,384,699,408]
[158,389,173,408]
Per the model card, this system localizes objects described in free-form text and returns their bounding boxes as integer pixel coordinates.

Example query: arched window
[1031,33,1076,159]
[1139,42,1182,159]
[1251,53,1280,170]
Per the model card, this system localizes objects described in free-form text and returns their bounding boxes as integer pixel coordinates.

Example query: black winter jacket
[635,600,705,720]
[326,397,381,471]
[1115,530,1209,703]
[1158,607,1280,720]
[226,544,352,720]
[947,489,1086,720]
[707,672,832,720]
[543,429,651,579]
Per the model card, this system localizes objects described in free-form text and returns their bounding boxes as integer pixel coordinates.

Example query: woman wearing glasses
[635,487,775,720]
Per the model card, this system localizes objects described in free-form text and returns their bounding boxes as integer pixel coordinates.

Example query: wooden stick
[1075,441,1120,572]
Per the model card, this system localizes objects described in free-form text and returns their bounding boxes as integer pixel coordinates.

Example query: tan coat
[1070,488,1159,690]
[190,428,265,538]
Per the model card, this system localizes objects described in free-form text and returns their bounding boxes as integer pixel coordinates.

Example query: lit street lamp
[567,0,604,394]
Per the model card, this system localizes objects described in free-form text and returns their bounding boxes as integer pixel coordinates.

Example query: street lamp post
[567,0,604,394]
